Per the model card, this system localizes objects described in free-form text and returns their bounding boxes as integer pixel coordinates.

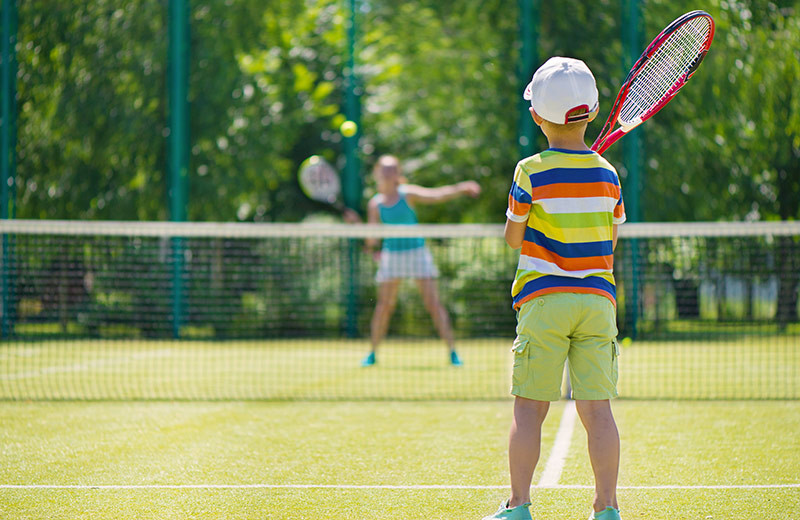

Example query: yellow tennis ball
[340,120,358,137]
[621,337,633,347]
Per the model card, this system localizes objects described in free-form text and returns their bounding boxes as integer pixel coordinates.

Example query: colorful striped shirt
[506,148,626,309]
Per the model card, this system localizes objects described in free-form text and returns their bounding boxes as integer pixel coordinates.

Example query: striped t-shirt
[506,148,626,309]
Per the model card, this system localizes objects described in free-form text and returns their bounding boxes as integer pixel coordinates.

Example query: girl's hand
[342,208,362,223]
[364,247,381,262]
[459,181,481,198]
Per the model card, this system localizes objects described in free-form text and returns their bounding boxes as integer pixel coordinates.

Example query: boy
[483,57,626,520]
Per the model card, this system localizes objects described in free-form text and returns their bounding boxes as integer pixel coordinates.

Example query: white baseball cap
[523,57,599,125]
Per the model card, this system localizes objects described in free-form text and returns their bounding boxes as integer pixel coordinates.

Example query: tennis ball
[340,120,358,137]
[621,337,633,347]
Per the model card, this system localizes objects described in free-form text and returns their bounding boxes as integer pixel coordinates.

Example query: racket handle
[592,127,630,155]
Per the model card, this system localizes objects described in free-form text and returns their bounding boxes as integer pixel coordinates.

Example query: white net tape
[1,219,798,239]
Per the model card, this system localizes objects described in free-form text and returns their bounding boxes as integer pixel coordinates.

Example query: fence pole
[342,0,362,338]
[622,0,642,338]
[1,0,17,338]
[517,0,540,159]
[168,0,189,339]
[343,0,362,211]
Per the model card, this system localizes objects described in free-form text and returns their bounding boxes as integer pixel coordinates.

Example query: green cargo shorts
[511,292,619,401]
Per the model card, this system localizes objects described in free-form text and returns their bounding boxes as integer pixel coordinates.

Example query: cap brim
[523,81,533,101]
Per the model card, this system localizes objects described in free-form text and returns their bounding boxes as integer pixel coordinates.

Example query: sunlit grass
[0,400,798,519]
[2,336,798,400]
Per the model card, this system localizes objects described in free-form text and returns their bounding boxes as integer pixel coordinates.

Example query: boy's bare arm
[612,224,619,251]
[505,218,527,249]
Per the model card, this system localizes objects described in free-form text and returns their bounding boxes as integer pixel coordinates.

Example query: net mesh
[619,15,712,126]
[1,220,798,401]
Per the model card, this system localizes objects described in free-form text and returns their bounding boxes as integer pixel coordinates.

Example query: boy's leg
[567,295,620,512]
[500,295,570,513]
[508,397,550,507]
[575,399,619,513]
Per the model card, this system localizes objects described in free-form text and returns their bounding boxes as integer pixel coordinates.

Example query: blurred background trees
[9,0,800,223]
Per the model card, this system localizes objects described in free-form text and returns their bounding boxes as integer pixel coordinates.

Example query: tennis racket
[298,155,345,212]
[591,10,715,155]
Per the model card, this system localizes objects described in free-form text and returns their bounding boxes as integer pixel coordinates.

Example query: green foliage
[17,1,167,219]
[9,0,800,222]
[358,0,519,223]
[200,0,350,222]
[626,0,800,222]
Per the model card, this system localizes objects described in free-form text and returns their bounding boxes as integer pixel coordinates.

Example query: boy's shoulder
[518,149,617,176]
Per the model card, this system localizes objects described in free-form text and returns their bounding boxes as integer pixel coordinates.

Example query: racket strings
[619,16,712,125]
[301,162,340,203]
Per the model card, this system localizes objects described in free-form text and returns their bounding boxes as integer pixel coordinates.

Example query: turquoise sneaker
[361,352,376,367]
[450,350,463,366]
[482,501,532,520]
[589,507,621,520]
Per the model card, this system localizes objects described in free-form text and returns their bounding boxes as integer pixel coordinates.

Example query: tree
[16,1,167,220]
[10,0,800,226]
[197,0,350,222]
[625,0,799,222]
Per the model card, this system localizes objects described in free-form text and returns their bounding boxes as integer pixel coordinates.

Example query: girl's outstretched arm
[403,181,481,205]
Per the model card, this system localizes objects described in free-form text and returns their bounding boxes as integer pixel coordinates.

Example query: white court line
[0,349,174,381]
[1,484,799,490]
[537,399,578,487]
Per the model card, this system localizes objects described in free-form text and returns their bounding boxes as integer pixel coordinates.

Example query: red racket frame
[591,10,715,155]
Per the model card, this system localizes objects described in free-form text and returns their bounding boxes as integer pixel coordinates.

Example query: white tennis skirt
[375,247,439,282]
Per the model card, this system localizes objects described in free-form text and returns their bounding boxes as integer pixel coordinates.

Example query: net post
[1,0,17,339]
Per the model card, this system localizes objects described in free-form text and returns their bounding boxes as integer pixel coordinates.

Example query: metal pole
[342,0,362,338]
[343,0,361,210]
[517,0,540,159]
[1,0,17,338]
[168,0,189,339]
[622,0,642,339]
[623,0,642,224]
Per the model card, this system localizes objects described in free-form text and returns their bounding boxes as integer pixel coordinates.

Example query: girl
[361,155,481,366]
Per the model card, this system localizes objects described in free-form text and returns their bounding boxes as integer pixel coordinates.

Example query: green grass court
[2,337,799,518]
[2,337,798,400]
[1,401,798,519]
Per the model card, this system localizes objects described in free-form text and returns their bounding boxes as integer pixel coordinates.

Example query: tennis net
[1,219,798,400]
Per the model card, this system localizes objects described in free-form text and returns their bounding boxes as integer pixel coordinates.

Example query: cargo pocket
[610,338,620,387]
[511,335,530,391]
